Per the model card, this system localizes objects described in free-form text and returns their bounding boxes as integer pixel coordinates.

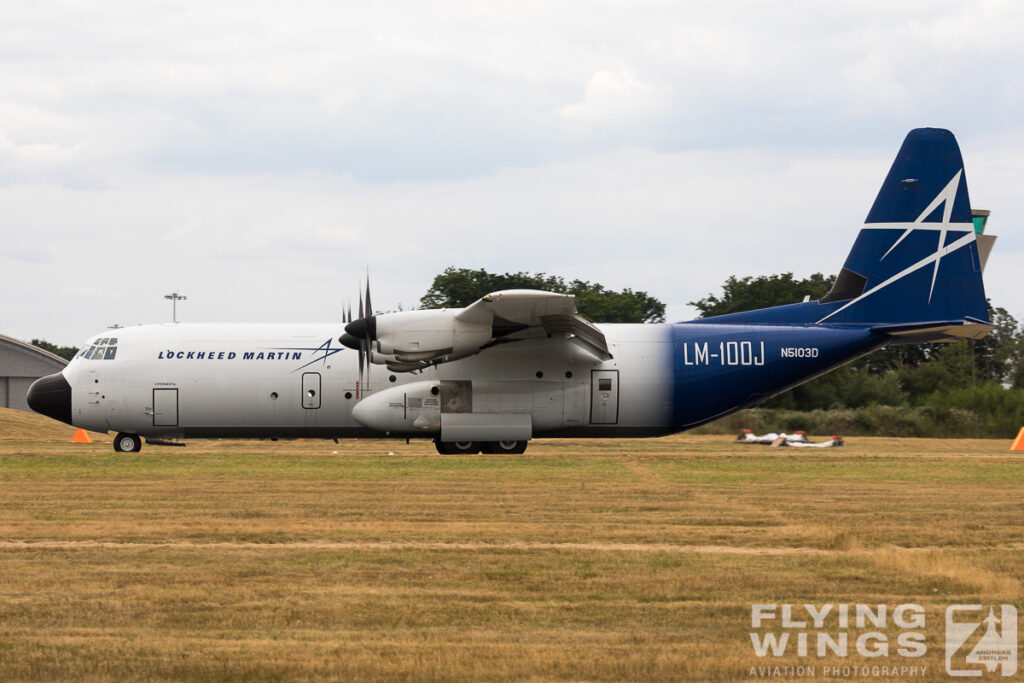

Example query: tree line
[28,267,1023,435]
[420,267,666,323]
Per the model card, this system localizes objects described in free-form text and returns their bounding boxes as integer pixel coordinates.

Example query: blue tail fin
[817,128,989,325]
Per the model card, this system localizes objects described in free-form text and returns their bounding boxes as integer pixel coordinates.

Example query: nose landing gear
[113,432,142,453]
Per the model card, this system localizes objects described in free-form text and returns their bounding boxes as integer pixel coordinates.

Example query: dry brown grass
[1,407,1022,681]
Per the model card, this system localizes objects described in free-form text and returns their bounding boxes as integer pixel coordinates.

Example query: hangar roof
[0,334,68,377]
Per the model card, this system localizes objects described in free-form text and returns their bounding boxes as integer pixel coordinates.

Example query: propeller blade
[364,327,372,383]
[365,274,372,318]
[343,276,375,388]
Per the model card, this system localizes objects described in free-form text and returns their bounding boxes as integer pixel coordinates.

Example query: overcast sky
[3,1,1023,345]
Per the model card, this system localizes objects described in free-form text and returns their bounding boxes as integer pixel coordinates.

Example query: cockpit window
[80,339,119,360]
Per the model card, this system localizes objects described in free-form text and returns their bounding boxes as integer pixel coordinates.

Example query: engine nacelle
[341,289,600,373]
[369,309,492,368]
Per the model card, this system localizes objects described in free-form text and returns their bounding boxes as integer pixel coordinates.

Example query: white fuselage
[65,322,675,440]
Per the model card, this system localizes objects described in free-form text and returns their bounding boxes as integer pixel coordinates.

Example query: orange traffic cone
[71,429,92,444]
[1011,427,1024,451]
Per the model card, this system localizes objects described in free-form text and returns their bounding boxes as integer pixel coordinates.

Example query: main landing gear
[434,440,528,455]
[113,432,142,453]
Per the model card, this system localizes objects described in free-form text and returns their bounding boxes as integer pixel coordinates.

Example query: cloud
[0,143,891,341]
[561,65,670,125]
[2,1,1024,343]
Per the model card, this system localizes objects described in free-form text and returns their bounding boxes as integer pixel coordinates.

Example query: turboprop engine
[339,301,536,370]
[340,309,501,371]
[339,289,611,374]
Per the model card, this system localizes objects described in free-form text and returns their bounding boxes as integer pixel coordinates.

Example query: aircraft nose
[26,372,73,425]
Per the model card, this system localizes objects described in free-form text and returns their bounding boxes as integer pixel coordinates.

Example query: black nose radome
[344,315,377,342]
[26,372,73,425]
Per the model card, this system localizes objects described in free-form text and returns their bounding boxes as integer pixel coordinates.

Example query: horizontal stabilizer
[871,316,994,344]
[976,233,997,272]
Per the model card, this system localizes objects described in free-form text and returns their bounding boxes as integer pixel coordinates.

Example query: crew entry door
[152,388,179,427]
[590,370,619,424]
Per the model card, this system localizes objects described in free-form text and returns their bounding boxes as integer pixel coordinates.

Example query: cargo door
[563,382,585,426]
[589,370,619,424]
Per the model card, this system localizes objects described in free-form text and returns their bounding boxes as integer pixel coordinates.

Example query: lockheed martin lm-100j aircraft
[28,128,998,454]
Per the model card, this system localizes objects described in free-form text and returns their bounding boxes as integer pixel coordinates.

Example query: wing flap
[540,314,613,360]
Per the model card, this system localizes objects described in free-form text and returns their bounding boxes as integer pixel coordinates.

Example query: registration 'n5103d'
[781,347,819,358]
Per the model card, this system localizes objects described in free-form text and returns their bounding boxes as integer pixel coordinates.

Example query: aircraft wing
[457,289,612,360]
[456,289,576,325]
[343,289,613,373]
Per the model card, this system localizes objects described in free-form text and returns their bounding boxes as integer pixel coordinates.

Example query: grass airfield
[1,407,1022,681]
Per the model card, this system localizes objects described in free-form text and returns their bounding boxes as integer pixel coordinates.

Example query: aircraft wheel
[481,440,528,455]
[434,440,480,455]
[113,432,142,453]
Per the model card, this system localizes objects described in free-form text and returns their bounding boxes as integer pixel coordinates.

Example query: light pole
[164,292,187,323]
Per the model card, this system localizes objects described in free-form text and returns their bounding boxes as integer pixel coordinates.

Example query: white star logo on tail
[881,169,964,303]
[817,170,975,323]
